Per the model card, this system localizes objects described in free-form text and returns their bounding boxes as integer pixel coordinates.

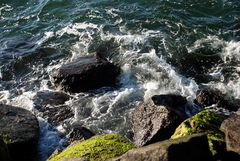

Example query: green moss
[0,134,12,145]
[48,134,135,161]
[171,110,226,155]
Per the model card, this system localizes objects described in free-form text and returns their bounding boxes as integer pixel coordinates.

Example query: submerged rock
[47,134,135,161]
[50,54,120,93]
[110,133,213,161]
[132,98,182,147]
[195,88,239,111]
[171,110,226,160]
[34,90,71,108]
[0,104,39,161]
[220,114,240,155]
[42,105,74,127]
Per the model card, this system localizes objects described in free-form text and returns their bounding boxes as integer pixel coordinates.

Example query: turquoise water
[1,0,240,160]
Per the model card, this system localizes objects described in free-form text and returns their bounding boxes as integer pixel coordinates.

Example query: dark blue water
[1,0,240,160]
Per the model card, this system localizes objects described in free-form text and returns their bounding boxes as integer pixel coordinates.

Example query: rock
[50,55,120,93]
[220,114,240,155]
[132,99,182,147]
[67,126,95,144]
[47,134,135,161]
[195,88,239,111]
[171,110,226,160]
[0,104,39,161]
[33,90,71,108]
[151,94,188,118]
[42,105,74,127]
[110,133,214,161]
[0,138,10,161]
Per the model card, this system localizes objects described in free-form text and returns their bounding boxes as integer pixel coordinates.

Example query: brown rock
[132,99,182,147]
[195,88,238,111]
[220,114,240,154]
[110,133,214,161]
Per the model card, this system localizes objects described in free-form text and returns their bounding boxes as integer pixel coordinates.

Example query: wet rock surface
[132,98,182,147]
[0,104,39,161]
[33,90,71,108]
[110,133,214,161]
[50,54,120,93]
[221,114,240,155]
[194,88,239,111]
[42,105,74,127]
[67,126,95,145]
[151,94,189,118]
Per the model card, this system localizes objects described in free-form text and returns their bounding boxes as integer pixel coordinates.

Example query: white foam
[37,31,55,45]
[220,40,240,63]
[0,90,10,104]
[9,91,36,111]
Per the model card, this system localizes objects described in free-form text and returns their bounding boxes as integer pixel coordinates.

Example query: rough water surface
[0,0,240,160]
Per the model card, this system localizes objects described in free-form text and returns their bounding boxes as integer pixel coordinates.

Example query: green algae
[48,134,135,161]
[171,110,226,155]
[0,134,12,145]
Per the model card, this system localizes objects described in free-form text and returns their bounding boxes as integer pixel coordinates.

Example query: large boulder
[220,114,240,155]
[110,133,214,161]
[195,88,239,111]
[171,110,226,160]
[47,134,135,161]
[132,98,182,147]
[0,138,10,161]
[0,104,39,161]
[50,55,120,93]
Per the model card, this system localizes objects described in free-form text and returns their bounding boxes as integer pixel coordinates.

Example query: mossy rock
[47,134,135,161]
[171,110,226,156]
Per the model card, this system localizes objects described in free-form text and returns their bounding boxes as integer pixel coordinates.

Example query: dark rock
[67,126,95,144]
[132,99,182,147]
[0,138,10,161]
[0,104,39,161]
[42,105,74,127]
[110,133,214,161]
[151,94,188,118]
[33,90,71,108]
[220,114,240,155]
[50,55,120,93]
[195,88,239,111]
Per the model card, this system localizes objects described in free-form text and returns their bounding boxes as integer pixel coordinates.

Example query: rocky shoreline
[1,54,240,161]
